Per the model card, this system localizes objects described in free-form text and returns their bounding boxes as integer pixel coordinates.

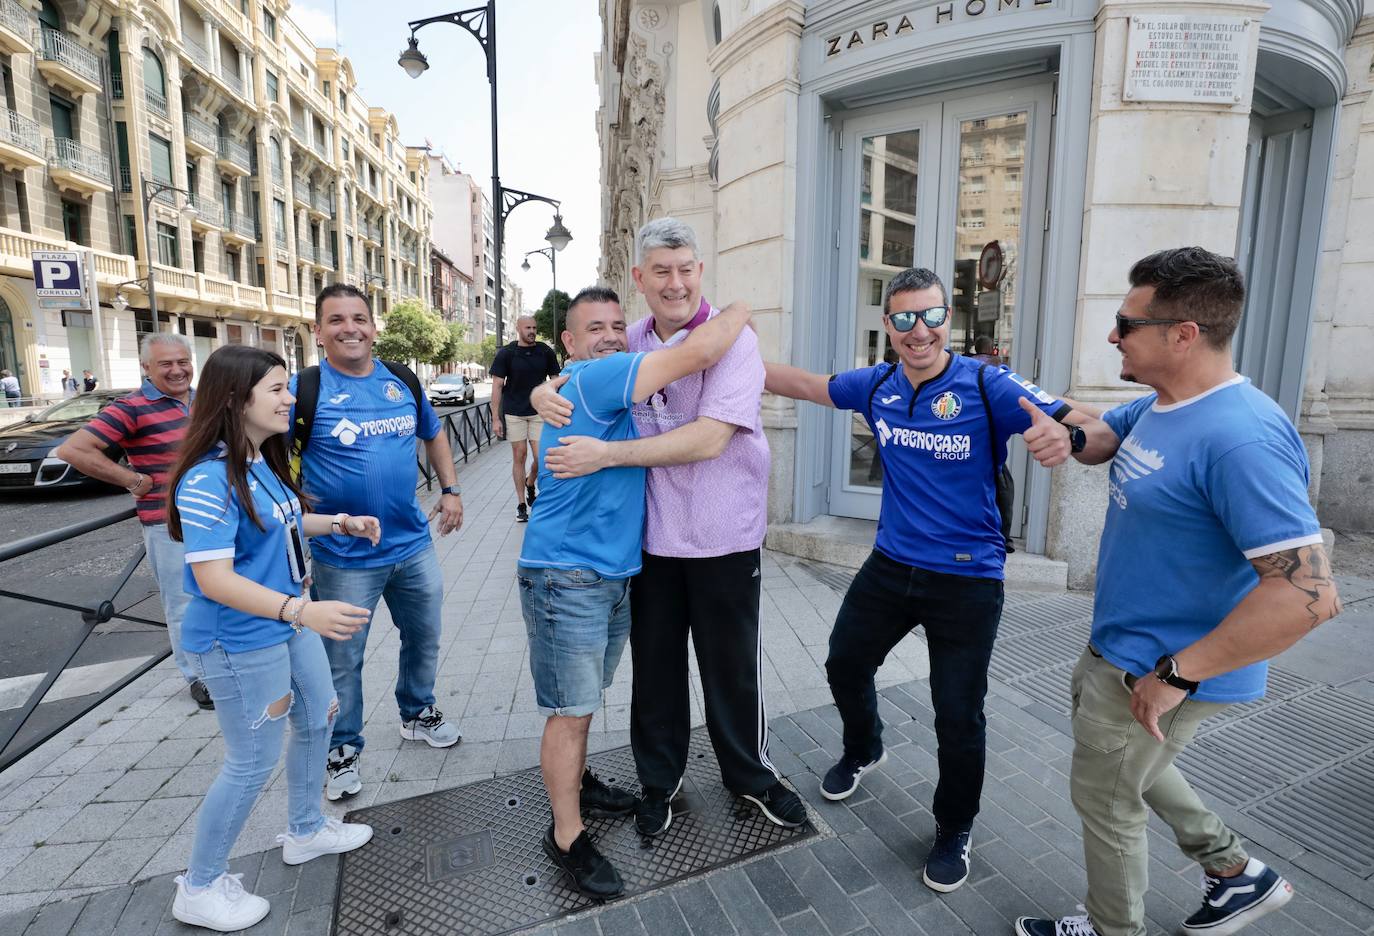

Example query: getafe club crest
[931,391,962,420]
[383,381,404,403]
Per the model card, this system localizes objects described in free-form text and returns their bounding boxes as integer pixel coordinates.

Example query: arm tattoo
[1251,545,1343,629]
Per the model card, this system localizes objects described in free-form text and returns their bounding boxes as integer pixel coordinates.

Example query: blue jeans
[826,549,1004,832]
[312,544,443,752]
[186,630,335,887]
[517,566,631,717]
[142,523,195,683]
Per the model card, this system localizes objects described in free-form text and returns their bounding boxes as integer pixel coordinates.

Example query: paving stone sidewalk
[2,440,1372,935]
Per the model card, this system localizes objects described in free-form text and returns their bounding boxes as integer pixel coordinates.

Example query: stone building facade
[596,0,1372,585]
[0,0,433,400]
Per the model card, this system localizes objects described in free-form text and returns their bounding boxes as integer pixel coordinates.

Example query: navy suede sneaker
[1014,911,1099,936]
[921,824,971,892]
[1181,858,1293,935]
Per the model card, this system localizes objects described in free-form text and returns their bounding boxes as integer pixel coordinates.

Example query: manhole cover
[332,728,817,935]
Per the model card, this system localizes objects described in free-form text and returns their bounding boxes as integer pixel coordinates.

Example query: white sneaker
[399,705,462,747]
[276,816,374,865]
[172,873,270,932]
[326,744,362,801]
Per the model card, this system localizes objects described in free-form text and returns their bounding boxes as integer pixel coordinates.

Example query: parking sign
[31,250,84,298]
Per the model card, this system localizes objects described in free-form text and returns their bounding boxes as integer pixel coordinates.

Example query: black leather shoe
[580,768,635,817]
[189,679,214,711]
[542,826,624,899]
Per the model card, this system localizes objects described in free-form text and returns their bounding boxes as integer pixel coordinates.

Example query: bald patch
[516,315,536,325]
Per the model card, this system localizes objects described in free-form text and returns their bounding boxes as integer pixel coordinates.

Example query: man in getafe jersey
[292,284,465,802]
[765,266,1101,893]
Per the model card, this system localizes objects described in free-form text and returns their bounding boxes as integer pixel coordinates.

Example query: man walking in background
[491,314,560,523]
[57,333,210,709]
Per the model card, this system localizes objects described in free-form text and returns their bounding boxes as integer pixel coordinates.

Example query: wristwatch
[440,484,462,496]
[1067,425,1087,454]
[1153,654,1199,694]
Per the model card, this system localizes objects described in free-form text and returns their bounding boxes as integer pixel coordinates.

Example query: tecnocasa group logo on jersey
[873,417,972,460]
[328,413,417,446]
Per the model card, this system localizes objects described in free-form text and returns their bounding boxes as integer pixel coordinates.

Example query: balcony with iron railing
[218,63,244,95]
[145,86,168,119]
[296,240,315,264]
[274,230,287,250]
[216,137,251,175]
[187,192,222,229]
[35,26,101,95]
[181,34,211,73]
[183,114,217,156]
[292,175,309,205]
[223,209,255,243]
[270,164,285,188]
[309,188,332,218]
[0,0,34,57]
[0,108,43,171]
[318,247,336,270]
[46,137,111,194]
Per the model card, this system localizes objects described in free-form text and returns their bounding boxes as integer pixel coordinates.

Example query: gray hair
[634,217,700,266]
[883,267,949,314]
[139,331,193,365]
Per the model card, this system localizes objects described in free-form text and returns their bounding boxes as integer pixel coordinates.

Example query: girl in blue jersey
[166,346,381,932]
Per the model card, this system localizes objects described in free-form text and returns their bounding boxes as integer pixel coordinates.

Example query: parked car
[0,390,132,491]
[428,373,475,407]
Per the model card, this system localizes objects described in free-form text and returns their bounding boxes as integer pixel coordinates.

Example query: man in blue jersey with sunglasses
[766,266,1104,893]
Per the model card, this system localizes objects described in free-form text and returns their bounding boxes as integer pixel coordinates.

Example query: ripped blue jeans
[185,630,337,887]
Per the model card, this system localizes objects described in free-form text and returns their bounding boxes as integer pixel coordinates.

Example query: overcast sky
[290,0,603,312]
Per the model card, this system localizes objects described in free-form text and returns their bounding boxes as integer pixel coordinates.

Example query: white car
[428,373,475,407]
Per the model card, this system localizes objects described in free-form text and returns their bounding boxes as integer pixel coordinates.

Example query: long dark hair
[168,346,309,542]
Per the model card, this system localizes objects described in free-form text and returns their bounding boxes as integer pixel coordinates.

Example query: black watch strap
[1154,654,1199,694]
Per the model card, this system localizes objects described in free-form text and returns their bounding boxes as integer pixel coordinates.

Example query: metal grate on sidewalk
[332,729,817,936]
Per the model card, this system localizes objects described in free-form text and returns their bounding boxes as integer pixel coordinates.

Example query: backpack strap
[864,362,900,425]
[976,364,1002,486]
[289,365,321,484]
[380,360,424,412]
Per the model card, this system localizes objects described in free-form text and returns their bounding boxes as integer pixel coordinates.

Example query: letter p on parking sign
[31,250,84,298]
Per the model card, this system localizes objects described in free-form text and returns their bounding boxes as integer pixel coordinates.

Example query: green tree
[373,300,447,368]
[431,321,468,368]
[535,289,571,359]
[477,335,500,369]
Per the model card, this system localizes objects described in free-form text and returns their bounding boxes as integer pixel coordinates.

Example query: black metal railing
[0,509,168,771]
[417,399,493,490]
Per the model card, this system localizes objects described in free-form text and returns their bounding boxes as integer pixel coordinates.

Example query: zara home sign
[825,0,1055,58]
[1123,15,1252,103]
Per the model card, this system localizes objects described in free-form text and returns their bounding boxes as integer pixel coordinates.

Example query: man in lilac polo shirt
[533,217,808,835]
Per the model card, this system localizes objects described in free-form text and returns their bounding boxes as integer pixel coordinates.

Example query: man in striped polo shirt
[56,332,210,709]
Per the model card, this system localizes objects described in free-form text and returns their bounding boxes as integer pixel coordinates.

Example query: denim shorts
[517,565,631,717]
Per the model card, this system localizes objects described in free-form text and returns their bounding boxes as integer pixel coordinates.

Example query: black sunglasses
[887,306,950,332]
[1114,313,1209,338]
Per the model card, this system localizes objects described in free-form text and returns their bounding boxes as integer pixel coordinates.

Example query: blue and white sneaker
[1014,911,1099,936]
[820,749,887,801]
[1181,858,1293,935]
[921,824,971,892]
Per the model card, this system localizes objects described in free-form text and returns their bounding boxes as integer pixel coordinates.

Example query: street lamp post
[136,176,198,322]
[398,3,572,346]
[521,245,559,346]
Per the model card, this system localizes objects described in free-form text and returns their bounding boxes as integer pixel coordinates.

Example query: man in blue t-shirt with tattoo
[1016,248,1342,936]
[766,267,1097,893]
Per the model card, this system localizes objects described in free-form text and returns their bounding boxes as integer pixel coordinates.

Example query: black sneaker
[634,777,682,837]
[742,781,809,828]
[516,503,529,523]
[1181,859,1293,935]
[922,824,971,892]
[1014,913,1099,936]
[580,768,635,817]
[542,825,624,899]
[820,749,887,801]
[527,484,537,508]
[189,679,214,711]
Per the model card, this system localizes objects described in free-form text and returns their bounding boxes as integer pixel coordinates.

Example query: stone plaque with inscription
[1123,15,1251,104]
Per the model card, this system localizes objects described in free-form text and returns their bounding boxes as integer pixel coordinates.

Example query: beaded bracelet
[277,595,292,622]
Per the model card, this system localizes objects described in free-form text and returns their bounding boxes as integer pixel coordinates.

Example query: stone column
[1043,0,1268,587]
[706,0,805,525]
